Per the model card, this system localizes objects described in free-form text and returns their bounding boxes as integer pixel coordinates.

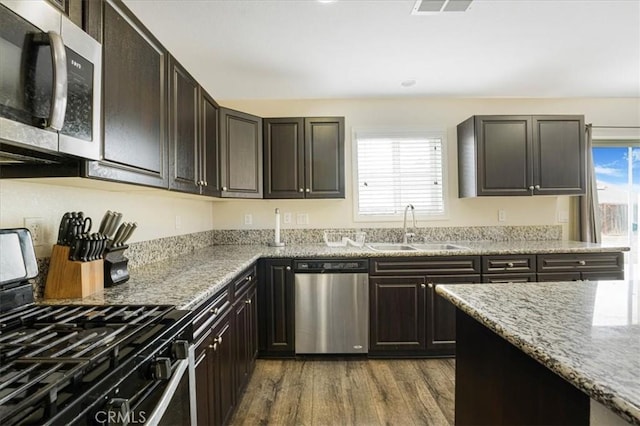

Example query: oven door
[136,347,196,426]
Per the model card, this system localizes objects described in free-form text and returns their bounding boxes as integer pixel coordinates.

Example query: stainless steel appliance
[0,0,102,162]
[294,259,369,354]
[0,229,195,425]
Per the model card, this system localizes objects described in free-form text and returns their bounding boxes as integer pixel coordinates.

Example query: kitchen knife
[57,212,72,245]
[69,237,83,261]
[97,235,108,259]
[98,211,113,234]
[115,222,133,246]
[101,211,116,237]
[86,234,98,261]
[119,222,137,246]
[65,212,80,245]
[111,223,127,247]
[108,212,123,238]
[79,237,91,262]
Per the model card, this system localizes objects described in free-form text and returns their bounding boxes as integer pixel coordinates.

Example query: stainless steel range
[0,229,195,425]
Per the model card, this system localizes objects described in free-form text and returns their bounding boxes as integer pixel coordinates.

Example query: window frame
[351,127,449,223]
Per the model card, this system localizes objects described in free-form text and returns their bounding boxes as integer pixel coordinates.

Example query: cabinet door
[263,118,305,199]
[219,108,263,198]
[200,90,221,196]
[475,116,533,196]
[194,330,213,426]
[533,116,585,195]
[304,117,345,198]
[259,259,295,356]
[85,0,168,188]
[211,316,235,426]
[425,275,480,356]
[369,276,426,352]
[234,282,257,395]
[168,56,199,193]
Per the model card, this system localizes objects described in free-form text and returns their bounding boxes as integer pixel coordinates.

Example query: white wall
[1,97,637,253]
[214,97,640,235]
[0,178,214,256]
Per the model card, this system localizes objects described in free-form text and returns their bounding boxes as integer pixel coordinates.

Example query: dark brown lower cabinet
[195,311,235,426]
[483,273,537,283]
[369,276,427,353]
[425,275,480,355]
[258,259,295,356]
[234,282,258,394]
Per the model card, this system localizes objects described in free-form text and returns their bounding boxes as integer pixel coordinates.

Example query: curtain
[578,123,601,243]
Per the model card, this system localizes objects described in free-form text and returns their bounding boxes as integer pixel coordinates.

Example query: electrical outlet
[498,210,506,222]
[175,215,182,229]
[558,210,569,223]
[244,214,253,225]
[283,212,292,224]
[24,217,45,246]
[296,213,309,225]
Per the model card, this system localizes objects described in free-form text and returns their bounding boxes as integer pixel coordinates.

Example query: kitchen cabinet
[233,266,258,395]
[167,56,220,195]
[193,287,234,426]
[457,115,585,197]
[481,254,537,283]
[263,117,345,199]
[369,276,427,352]
[258,259,295,356]
[537,252,624,281]
[46,0,83,27]
[425,275,480,355]
[219,108,263,198]
[84,0,169,188]
[369,256,481,357]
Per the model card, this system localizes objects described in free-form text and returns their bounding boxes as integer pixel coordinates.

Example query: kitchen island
[437,280,639,425]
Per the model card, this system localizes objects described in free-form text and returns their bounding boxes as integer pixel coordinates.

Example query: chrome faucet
[402,204,417,244]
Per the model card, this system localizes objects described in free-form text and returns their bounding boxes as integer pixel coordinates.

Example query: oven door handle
[144,358,189,425]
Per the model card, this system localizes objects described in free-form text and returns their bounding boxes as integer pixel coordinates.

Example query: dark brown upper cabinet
[45,0,83,27]
[264,117,345,199]
[83,0,168,188]
[457,115,585,197]
[167,56,220,196]
[219,108,263,198]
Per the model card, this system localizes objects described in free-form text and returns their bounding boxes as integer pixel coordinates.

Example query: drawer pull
[245,299,252,305]
[286,266,291,271]
[210,307,219,315]
[428,283,434,289]
[420,283,426,289]
[578,260,586,266]
[209,343,218,351]
[506,262,514,268]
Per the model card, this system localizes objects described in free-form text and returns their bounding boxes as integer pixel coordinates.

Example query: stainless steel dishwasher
[294,259,369,354]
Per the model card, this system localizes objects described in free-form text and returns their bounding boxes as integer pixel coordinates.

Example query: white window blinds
[355,132,445,216]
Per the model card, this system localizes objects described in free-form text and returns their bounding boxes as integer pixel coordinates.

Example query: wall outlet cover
[283,212,292,224]
[24,217,45,246]
[498,209,506,222]
[244,214,253,225]
[296,213,309,225]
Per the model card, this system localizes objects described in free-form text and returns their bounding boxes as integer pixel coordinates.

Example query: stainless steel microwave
[0,0,102,161]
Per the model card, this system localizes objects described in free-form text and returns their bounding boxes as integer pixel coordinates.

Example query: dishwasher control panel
[294,259,369,273]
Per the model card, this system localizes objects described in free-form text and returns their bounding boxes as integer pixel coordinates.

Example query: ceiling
[123,0,640,100]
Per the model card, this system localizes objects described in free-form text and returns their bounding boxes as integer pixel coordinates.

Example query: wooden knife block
[45,245,104,299]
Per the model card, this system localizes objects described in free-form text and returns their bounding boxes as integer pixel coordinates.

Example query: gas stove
[0,229,195,425]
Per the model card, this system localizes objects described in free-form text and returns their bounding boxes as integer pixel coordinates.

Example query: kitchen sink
[366,243,417,252]
[367,243,468,252]
[410,243,468,250]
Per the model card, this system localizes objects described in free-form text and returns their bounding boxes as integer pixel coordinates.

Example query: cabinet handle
[506,262,514,268]
[428,283,434,289]
[209,343,217,351]
[245,299,251,304]
[216,336,222,345]
[528,185,534,191]
[286,266,291,271]
[578,260,586,266]
[305,188,310,193]
[247,275,252,282]
[222,186,227,191]
[534,185,540,190]
[299,188,304,192]
[204,181,208,187]
[210,307,219,315]
[196,180,202,186]
[421,283,426,289]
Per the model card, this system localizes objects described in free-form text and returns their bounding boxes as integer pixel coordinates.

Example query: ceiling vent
[412,0,473,15]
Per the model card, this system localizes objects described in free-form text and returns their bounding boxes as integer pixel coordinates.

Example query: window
[353,130,446,219]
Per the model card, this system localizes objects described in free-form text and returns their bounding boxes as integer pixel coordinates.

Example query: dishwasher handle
[293,259,369,273]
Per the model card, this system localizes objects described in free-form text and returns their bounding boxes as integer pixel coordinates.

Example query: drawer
[537,272,582,282]
[482,273,537,283]
[233,264,257,300]
[192,288,231,339]
[482,255,536,274]
[370,256,480,276]
[537,252,624,273]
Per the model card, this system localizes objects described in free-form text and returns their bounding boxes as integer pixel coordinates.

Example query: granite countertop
[436,280,640,425]
[42,240,628,310]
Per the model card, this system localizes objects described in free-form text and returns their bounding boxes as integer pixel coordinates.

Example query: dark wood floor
[231,358,455,426]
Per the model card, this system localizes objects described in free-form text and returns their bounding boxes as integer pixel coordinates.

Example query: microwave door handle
[47,31,68,131]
